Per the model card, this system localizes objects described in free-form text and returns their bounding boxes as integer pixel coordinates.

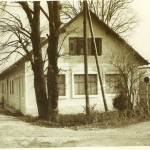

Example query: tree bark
[47,1,60,122]
[31,2,49,119]
[32,63,48,120]
[21,1,49,120]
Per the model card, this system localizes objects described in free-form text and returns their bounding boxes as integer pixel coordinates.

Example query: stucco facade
[0,58,26,114]
[0,11,148,116]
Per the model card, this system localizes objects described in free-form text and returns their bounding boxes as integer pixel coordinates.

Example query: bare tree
[61,0,137,37]
[46,1,61,121]
[0,1,60,121]
[108,44,146,110]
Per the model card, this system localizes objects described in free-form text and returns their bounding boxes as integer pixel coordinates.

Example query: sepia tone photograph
[0,0,150,148]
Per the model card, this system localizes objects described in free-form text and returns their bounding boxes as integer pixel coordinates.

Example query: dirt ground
[0,108,150,148]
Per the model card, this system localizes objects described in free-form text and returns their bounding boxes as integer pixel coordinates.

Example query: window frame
[9,81,11,94]
[57,74,66,97]
[44,73,67,99]
[105,73,125,95]
[69,37,102,56]
[12,80,14,95]
[72,72,99,98]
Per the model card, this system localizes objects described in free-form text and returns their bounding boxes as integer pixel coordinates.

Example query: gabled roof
[61,10,149,65]
[0,39,47,77]
[0,10,149,76]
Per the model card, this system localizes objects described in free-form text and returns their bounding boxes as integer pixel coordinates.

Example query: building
[0,11,149,116]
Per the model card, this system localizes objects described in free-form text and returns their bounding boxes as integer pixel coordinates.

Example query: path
[0,108,150,148]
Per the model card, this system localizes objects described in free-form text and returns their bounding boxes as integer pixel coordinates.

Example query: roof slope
[0,10,149,76]
[61,10,149,65]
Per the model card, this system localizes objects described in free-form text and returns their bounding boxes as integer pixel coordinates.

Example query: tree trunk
[47,64,59,122]
[31,2,49,120]
[47,1,60,122]
[18,2,49,120]
[127,94,133,110]
[32,63,48,120]
[47,31,59,121]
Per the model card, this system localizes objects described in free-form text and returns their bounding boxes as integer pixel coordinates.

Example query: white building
[0,11,149,116]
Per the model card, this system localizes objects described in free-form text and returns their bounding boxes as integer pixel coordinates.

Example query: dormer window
[69,37,102,55]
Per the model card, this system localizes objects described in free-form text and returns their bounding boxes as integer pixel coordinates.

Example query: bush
[17,104,150,129]
[59,113,86,126]
[113,93,127,111]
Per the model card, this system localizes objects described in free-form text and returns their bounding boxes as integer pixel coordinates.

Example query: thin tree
[108,44,147,110]
[17,2,49,119]
[0,1,61,121]
[46,1,61,121]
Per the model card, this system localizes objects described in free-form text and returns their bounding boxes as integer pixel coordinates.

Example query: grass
[16,109,150,129]
[1,106,150,129]
[59,110,150,129]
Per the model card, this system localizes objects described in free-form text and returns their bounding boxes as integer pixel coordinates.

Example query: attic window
[69,37,102,56]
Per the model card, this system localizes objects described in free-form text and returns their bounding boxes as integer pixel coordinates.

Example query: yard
[0,108,150,148]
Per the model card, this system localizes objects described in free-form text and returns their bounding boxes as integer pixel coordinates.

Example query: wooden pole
[83,0,90,117]
[87,7,108,111]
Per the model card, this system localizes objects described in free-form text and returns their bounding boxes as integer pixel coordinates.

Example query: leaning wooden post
[87,8,108,111]
[83,0,90,117]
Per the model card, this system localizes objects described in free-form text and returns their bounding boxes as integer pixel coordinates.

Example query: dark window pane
[57,75,65,96]
[69,37,102,56]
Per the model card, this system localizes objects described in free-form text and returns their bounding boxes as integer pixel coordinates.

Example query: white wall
[0,13,147,116]
[24,61,38,116]
[0,61,26,114]
[56,14,142,113]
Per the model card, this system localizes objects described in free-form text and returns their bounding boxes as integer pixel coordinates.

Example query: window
[69,37,102,55]
[1,83,4,94]
[139,80,150,102]
[21,76,24,97]
[10,81,11,94]
[9,80,14,95]
[88,38,102,55]
[88,75,97,94]
[15,78,19,96]
[12,80,14,95]
[74,74,97,95]
[105,74,124,94]
[69,37,84,55]
[45,74,66,96]
[57,75,66,96]
[74,75,85,95]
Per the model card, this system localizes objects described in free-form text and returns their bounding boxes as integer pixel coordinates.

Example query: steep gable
[0,10,148,76]
[60,10,149,65]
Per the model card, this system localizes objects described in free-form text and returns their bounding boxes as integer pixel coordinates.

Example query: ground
[0,108,150,148]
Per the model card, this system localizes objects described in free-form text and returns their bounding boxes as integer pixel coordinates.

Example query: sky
[129,0,150,62]
[0,0,150,71]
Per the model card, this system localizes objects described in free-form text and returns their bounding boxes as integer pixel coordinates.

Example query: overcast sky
[129,0,150,62]
[1,0,150,70]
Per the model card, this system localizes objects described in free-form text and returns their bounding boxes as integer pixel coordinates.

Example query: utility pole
[83,0,90,117]
[87,7,108,111]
